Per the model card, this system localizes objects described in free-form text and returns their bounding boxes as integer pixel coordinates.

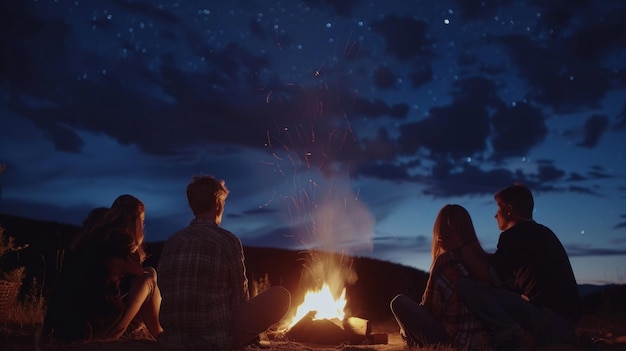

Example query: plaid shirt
[421,251,491,349]
[157,218,249,350]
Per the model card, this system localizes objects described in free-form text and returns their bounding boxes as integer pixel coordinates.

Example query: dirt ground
[2,316,626,351]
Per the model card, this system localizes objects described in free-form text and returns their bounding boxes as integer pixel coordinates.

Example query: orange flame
[287,283,347,329]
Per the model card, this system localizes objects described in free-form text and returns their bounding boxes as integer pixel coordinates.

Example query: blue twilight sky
[1,0,625,285]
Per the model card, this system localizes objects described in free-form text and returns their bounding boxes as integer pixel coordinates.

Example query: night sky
[1,0,625,285]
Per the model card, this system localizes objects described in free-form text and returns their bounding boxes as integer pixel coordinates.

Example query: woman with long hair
[44,194,163,343]
[390,204,491,349]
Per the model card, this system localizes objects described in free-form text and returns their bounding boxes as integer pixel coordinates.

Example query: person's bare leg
[110,267,163,340]
[136,267,163,338]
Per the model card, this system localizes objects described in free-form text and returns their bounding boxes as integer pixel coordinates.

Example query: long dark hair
[89,194,147,263]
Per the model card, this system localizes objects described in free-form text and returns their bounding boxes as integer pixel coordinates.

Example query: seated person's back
[158,219,248,349]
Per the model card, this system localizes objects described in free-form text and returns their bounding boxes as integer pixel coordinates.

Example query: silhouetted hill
[578,283,620,297]
[0,214,428,321]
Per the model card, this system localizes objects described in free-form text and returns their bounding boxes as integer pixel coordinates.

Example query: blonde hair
[432,205,475,256]
[430,204,488,277]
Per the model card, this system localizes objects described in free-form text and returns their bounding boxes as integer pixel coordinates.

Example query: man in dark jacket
[457,183,581,349]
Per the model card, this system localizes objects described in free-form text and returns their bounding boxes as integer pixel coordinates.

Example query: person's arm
[457,243,491,283]
[488,261,502,287]
[490,231,521,290]
[230,236,249,302]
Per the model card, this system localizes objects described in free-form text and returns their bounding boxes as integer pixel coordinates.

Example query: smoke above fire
[285,176,375,304]
[264,88,376,303]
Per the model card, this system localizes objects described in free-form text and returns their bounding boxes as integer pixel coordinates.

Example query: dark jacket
[491,220,582,322]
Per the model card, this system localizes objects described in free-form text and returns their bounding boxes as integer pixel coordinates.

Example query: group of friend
[42,177,581,351]
[43,176,290,350]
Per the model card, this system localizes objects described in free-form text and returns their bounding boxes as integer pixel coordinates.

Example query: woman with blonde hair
[44,194,163,343]
[390,204,491,349]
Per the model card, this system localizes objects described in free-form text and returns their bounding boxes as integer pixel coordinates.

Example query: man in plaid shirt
[157,175,291,350]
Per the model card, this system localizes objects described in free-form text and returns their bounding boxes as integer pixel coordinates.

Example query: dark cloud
[566,244,626,257]
[389,104,410,119]
[356,162,411,183]
[370,15,434,61]
[217,44,270,86]
[422,163,519,198]
[0,2,70,96]
[1,0,624,210]
[302,0,359,17]
[451,76,504,108]
[359,128,400,162]
[398,77,500,158]
[110,0,181,24]
[398,100,490,158]
[452,0,510,20]
[529,0,593,36]
[352,96,408,119]
[494,34,615,113]
[409,60,433,88]
[536,163,566,183]
[374,66,397,90]
[416,160,603,198]
[578,114,609,148]
[615,103,626,130]
[566,185,601,196]
[44,124,85,153]
[490,102,548,160]
[566,173,586,181]
[249,18,266,41]
[7,41,275,155]
[1,0,280,156]
[478,63,508,76]
[587,166,613,179]
[565,6,626,62]
[9,78,206,155]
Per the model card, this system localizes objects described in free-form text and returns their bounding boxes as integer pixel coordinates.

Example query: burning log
[286,311,347,344]
[342,316,370,336]
[368,333,389,344]
[286,311,386,345]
